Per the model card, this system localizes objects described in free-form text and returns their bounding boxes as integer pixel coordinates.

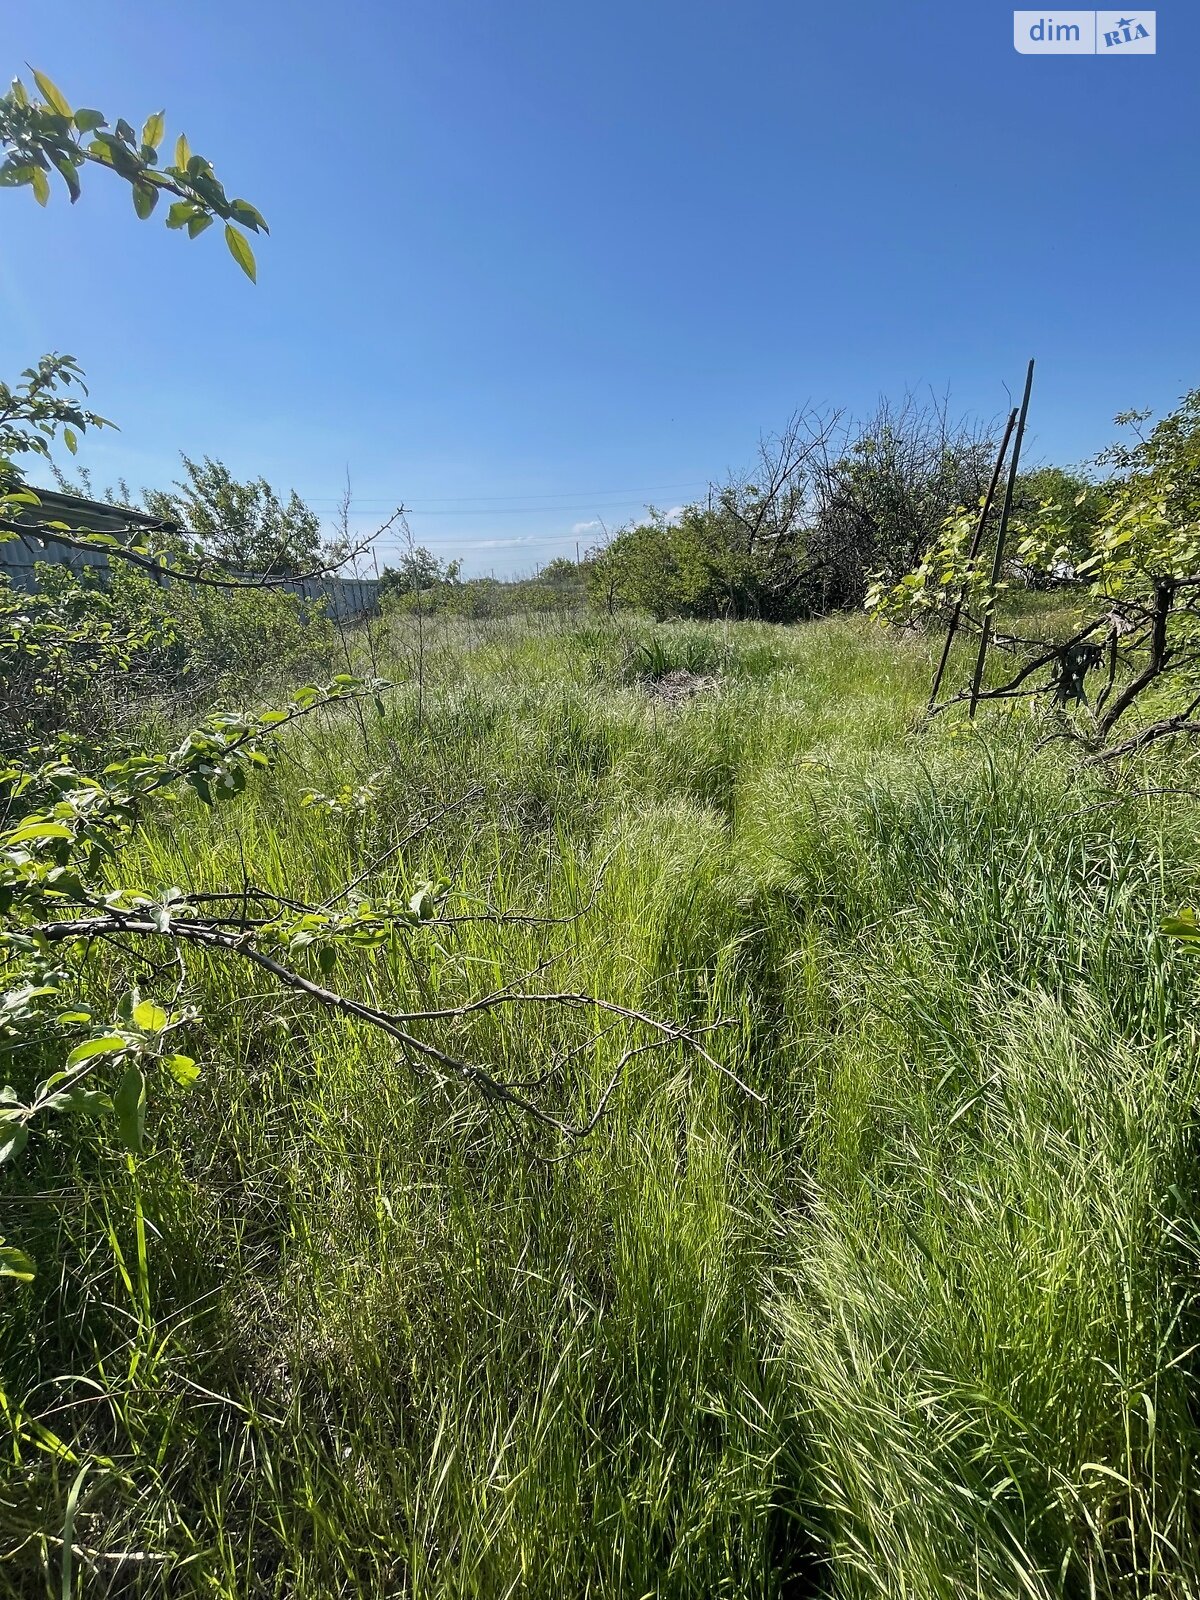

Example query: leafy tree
[142,455,332,576]
[868,390,1200,757]
[806,396,997,610]
[590,506,789,622]
[589,404,995,624]
[590,416,829,623]
[378,545,461,601]
[540,556,580,587]
[1008,464,1108,584]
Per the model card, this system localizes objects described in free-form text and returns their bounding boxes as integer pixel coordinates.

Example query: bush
[25,560,338,720]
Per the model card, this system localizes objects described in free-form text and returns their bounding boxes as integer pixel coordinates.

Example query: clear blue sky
[2,2,1195,575]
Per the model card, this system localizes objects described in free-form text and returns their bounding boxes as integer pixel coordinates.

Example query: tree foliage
[378,545,461,602]
[142,455,332,576]
[0,353,112,487]
[589,402,997,623]
[868,390,1200,755]
[0,69,267,279]
[590,414,831,622]
[804,396,997,611]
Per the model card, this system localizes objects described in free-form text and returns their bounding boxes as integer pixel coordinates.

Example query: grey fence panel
[0,538,379,620]
[0,537,112,593]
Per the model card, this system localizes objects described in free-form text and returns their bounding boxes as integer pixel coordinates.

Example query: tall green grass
[2,613,1198,1597]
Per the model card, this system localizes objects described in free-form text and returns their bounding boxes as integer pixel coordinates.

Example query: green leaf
[30,166,49,207]
[0,1123,28,1165]
[1163,908,1200,944]
[165,200,195,230]
[32,70,72,118]
[174,133,191,170]
[0,1244,35,1283]
[164,1053,199,1088]
[113,1063,146,1153]
[0,162,36,189]
[131,1000,168,1034]
[73,108,106,133]
[224,223,256,282]
[65,1036,128,1069]
[54,1088,112,1115]
[48,149,82,204]
[5,819,73,844]
[132,179,158,220]
[230,198,269,235]
[141,111,165,150]
[63,428,78,455]
[186,212,213,240]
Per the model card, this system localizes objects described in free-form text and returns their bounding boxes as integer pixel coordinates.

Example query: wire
[373,531,612,552]
[395,504,678,518]
[295,480,707,510]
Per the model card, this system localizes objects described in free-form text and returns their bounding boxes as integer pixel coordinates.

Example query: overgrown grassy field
[3,611,1200,1598]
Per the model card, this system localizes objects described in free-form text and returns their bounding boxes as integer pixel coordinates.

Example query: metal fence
[0,532,380,622]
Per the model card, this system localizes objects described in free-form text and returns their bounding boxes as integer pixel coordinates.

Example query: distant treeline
[385,394,1103,625]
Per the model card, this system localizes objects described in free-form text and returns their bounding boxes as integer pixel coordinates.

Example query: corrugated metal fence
[0,530,380,622]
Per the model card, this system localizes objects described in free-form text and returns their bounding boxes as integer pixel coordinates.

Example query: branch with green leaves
[0,353,396,585]
[1,488,404,589]
[0,678,741,1280]
[868,390,1200,753]
[0,69,266,279]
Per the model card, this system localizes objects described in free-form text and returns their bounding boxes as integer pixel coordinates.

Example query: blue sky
[2,2,1195,575]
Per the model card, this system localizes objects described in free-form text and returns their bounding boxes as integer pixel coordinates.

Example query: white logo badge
[1013,11,1155,53]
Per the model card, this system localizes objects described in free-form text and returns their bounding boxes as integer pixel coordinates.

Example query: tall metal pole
[969,360,1035,718]
[929,406,1018,711]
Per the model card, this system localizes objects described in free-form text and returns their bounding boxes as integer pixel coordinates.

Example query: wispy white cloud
[467,536,540,550]
[571,519,602,535]
[664,505,686,525]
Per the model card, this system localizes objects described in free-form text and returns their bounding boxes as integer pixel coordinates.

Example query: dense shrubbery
[377,543,461,604]
[1009,463,1109,584]
[0,560,337,752]
[383,558,588,619]
[587,401,1002,623]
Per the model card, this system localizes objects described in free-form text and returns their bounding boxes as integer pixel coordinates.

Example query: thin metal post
[929,405,1018,710]
[969,360,1035,717]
